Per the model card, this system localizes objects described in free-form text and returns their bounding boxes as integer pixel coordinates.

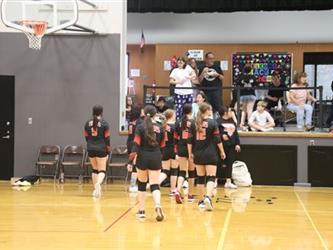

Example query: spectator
[237,64,257,129]
[188,58,200,97]
[169,57,195,120]
[155,96,169,114]
[326,80,333,129]
[126,96,133,122]
[287,72,316,131]
[265,71,286,110]
[192,91,207,119]
[198,52,224,114]
[249,101,275,132]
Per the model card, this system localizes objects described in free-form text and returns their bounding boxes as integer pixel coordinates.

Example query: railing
[143,84,325,131]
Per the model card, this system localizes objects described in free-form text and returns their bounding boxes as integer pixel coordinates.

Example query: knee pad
[197,176,205,185]
[92,169,99,174]
[137,181,147,192]
[162,169,170,176]
[179,170,186,179]
[132,165,137,173]
[206,176,216,184]
[98,170,106,174]
[170,168,178,177]
[188,170,196,179]
[150,184,160,193]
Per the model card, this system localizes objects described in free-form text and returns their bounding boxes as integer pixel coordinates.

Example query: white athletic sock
[177,176,185,191]
[159,172,167,184]
[206,181,215,198]
[138,191,146,211]
[97,172,105,185]
[152,190,161,208]
[92,173,98,185]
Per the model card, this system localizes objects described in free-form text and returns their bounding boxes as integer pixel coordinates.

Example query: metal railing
[143,84,325,131]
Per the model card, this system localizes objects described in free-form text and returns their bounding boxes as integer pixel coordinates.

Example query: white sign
[163,60,172,71]
[220,60,228,71]
[188,49,204,60]
[130,69,140,77]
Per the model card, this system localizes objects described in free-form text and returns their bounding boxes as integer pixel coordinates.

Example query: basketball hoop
[20,21,48,50]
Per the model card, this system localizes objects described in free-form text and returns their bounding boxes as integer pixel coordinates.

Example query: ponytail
[92,105,103,129]
[196,102,211,132]
[181,104,193,130]
[143,105,158,146]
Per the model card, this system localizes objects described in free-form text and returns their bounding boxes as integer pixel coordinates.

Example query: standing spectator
[287,72,316,131]
[188,58,200,96]
[237,64,257,129]
[249,101,275,132]
[126,96,133,123]
[326,80,333,130]
[198,52,224,114]
[169,57,195,120]
[265,71,286,110]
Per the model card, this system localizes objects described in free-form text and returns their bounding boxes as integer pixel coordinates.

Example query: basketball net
[21,21,47,50]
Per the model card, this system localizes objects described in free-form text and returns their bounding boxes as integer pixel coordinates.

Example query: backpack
[232,161,252,187]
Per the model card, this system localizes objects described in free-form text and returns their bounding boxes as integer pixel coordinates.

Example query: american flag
[140,30,145,52]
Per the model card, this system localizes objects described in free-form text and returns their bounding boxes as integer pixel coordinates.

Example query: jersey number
[91,128,98,137]
[196,129,206,141]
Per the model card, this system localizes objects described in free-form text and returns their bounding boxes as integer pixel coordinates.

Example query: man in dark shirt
[198,52,224,113]
[155,96,169,114]
[265,71,285,110]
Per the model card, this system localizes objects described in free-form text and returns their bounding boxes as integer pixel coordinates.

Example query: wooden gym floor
[0,181,332,250]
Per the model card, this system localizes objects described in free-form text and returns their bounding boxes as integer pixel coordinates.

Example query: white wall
[127,10,333,44]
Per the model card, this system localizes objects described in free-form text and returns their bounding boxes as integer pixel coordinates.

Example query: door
[0,76,15,180]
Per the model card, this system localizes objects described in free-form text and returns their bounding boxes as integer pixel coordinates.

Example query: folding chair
[107,145,128,184]
[35,145,61,182]
[60,145,85,183]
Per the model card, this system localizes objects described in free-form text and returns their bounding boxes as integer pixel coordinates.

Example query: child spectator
[249,101,275,132]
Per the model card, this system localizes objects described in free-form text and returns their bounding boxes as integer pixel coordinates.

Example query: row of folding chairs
[35,145,128,184]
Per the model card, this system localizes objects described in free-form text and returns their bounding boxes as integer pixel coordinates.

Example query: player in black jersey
[174,104,196,203]
[188,103,226,211]
[126,105,143,193]
[159,109,178,195]
[129,105,166,222]
[217,106,241,189]
[84,105,111,199]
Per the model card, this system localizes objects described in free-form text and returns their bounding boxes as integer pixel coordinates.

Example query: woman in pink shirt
[287,72,316,131]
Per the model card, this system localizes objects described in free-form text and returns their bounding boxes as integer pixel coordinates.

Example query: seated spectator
[287,72,316,131]
[249,101,275,132]
[126,96,133,123]
[265,71,285,110]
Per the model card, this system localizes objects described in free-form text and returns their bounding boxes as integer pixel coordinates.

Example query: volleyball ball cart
[1,0,98,50]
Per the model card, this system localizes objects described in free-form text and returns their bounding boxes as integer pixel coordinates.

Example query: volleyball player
[84,105,111,199]
[128,105,166,221]
[159,109,178,195]
[126,105,143,193]
[187,103,226,211]
[174,103,196,203]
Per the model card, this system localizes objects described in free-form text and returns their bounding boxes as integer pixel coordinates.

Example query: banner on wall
[188,49,204,60]
[232,52,292,85]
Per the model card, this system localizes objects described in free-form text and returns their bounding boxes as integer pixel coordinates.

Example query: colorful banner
[232,53,292,85]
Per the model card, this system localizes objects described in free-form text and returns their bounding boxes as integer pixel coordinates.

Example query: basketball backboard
[1,0,79,35]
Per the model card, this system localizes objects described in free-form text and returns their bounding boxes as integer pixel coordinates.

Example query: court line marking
[295,191,328,250]
[104,201,139,232]
[216,208,232,250]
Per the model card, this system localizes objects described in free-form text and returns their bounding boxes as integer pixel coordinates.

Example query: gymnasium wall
[127,43,333,103]
[127,11,333,44]
[0,33,125,177]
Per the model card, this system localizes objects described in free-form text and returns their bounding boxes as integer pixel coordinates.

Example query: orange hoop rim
[19,20,48,36]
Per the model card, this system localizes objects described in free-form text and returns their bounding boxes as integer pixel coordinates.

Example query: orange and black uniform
[188,118,221,165]
[84,119,111,158]
[162,123,176,161]
[130,123,165,170]
[216,117,240,178]
[174,119,195,158]
[126,118,143,154]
